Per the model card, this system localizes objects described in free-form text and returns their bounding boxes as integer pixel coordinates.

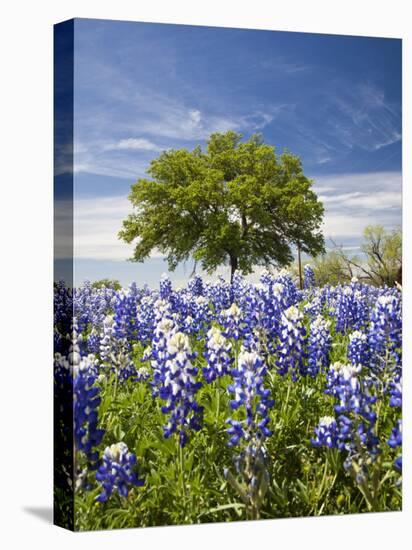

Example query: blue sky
[60,18,402,287]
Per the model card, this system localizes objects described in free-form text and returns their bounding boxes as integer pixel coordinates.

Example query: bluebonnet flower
[74,354,105,467]
[388,420,402,471]
[227,349,274,445]
[276,305,307,379]
[241,326,265,355]
[73,281,116,334]
[136,295,157,343]
[368,293,402,372]
[54,281,73,357]
[68,281,115,343]
[135,366,151,382]
[55,321,105,479]
[220,302,245,340]
[54,280,73,326]
[149,328,203,447]
[271,281,289,310]
[65,320,104,469]
[304,295,322,318]
[161,332,203,446]
[303,265,316,290]
[99,314,116,363]
[113,289,138,342]
[322,362,379,461]
[389,375,402,408]
[189,295,211,334]
[230,273,250,307]
[307,315,332,377]
[388,420,402,449]
[333,281,369,334]
[181,314,196,335]
[203,326,233,382]
[206,276,231,313]
[312,414,357,457]
[54,314,81,491]
[99,314,137,382]
[311,416,339,448]
[147,318,177,397]
[334,286,356,334]
[54,328,63,353]
[73,280,93,333]
[87,328,101,354]
[326,363,363,414]
[167,288,188,322]
[159,273,173,299]
[187,274,204,297]
[236,287,259,339]
[253,281,286,348]
[153,297,174,324]
[275,270,300,308]
[323,285,339,316]
[88,285,117,328]
[96,442,144,502]
[387,374,402,471]
[312,361,382,506]
[348,330,370,367]
[259,268,273,287]
[225,347,274,519]
[350,279,372,330]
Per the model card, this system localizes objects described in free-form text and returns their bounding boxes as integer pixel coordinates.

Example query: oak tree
[119,131,325,282]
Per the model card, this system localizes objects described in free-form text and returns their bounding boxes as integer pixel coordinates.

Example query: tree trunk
[230,255,238,285]
[297,243,303,290]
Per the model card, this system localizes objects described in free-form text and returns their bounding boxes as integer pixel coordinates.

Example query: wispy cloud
[261,80,401,168]
[75,58,267,143]
[313,171,401,244]
[319,190,401,210]
[74,155,149,180]
[73,102,284,179]
[73,195,133,260]
[313,170,402,196]
[72,195,164,261]
[70,49,291,179]
[260,56,312,75]
[104,138,163,152]
[323,82,401,153]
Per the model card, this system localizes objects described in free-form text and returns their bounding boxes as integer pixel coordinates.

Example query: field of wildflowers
[54,267,402,530]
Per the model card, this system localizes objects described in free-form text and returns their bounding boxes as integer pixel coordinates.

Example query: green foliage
[310,226,402,287]
[360,225,402,286]
[119,131,325,280]
[92,279,122,290]
[311,251,352,286]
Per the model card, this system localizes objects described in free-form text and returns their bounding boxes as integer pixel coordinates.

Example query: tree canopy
[119,131,325,281]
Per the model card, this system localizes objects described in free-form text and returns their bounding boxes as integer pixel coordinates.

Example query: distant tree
[335,225,401,287]
[311,251,352,286]
[310,225,401,287]
[119,131,325,283]
[92,278,122,290]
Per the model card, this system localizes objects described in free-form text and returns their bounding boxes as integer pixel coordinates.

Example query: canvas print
[54,18,402,531]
